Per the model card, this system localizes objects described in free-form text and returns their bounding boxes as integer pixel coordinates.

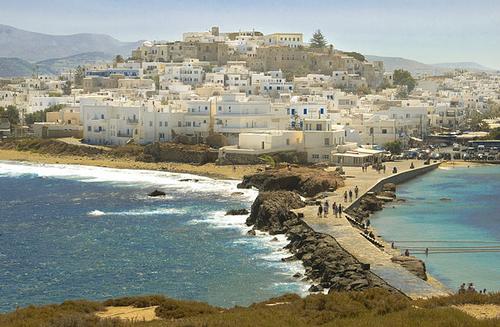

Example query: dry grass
[2,289,499,327]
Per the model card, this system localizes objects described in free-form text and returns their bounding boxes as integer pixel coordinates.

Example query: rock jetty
[246,191,395,293]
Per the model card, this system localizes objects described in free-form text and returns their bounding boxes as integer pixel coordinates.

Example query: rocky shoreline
[243,188,397,293]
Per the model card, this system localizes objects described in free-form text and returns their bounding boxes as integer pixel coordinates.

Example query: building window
[149,121,153,127]
[382,129,387,134]
[303,108,308,115]
[159,122,162,127]
[286,138,290,145]
[87,126,91,132]
[320,108,324,114]
[312,154,320,159]
[322,155,330,160]
[324,138,330,145]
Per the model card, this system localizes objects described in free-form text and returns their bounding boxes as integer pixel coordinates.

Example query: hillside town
[1,26,499,165]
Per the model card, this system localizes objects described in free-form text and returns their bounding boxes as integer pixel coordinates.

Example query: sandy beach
[0,149,262,180]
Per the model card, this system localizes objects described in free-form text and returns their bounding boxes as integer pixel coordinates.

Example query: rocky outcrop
[246,191,395,293]
[246,191,305,234]
[148,190,166,197]
[226,208,249,216]
[391,256,427,280]
[238,167,344,197]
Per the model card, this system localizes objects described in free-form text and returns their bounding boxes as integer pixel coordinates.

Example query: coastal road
[296,160,451,299]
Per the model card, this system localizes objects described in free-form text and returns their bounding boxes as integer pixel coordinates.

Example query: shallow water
[370,165,500,292]
[0,161,308,312]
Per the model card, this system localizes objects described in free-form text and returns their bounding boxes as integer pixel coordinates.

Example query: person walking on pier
[332,202,337,218]
[383,164,386,174]
[354,185,359,198]
[349,190,353,202]
[344,191,348,202]
[317,205,323,217]
[338,204,343,217]
[323,200,329,217]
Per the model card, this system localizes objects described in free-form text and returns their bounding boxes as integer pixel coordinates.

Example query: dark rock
[179,178,200,182]
[382,183,397,192]
[148,190,166,197]
[439,197,452,201]
[270,237,279,242]
[225,208,249,215]
[231,192,244,196]
[293,272,303,278]
[247,229,256,236]
[245,191,305,234]
[308,284,324,292]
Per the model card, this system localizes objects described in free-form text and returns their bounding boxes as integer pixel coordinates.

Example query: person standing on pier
[344,191,348,202]
[349,190,353,202]
[354,185,359,198]
[383,164,386,173]
[338,204,343,217]
[317,205,323,217]
[323,200,329,217]
[332,202,337,218]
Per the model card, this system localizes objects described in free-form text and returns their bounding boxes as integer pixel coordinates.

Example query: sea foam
[0,161,257,200]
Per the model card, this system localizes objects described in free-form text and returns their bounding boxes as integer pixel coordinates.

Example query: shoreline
[0,149,488,299]
[0,149,262,180]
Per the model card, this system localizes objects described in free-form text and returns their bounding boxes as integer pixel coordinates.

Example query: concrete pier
[295,160,451,299]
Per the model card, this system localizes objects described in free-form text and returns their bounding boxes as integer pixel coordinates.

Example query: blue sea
[370,165,500,292]
[0,161,308,312]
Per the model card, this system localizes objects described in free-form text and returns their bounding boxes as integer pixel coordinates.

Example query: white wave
[88,210,105,217]
[87,208,185,217]
[0,161,258,201]
[187,210,249,230]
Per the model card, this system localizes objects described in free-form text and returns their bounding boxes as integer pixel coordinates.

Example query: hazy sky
[1,0,499,68]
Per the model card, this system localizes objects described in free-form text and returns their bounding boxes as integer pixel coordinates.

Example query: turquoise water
[370,165,500,292]
[0,161,308,312]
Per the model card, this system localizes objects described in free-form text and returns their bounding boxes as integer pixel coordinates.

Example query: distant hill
[37,52,113,75]
[366,55,495,75]
[431,62,495,72]
[0,57,49,77]
[366,55,444,75]
[0,24,140,62]
[0,52,114,77]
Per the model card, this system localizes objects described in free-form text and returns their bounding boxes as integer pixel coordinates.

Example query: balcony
[127,118,139,124]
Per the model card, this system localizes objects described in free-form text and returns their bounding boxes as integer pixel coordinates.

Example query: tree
[310,30,327,48]
[62,81,72,95]
[24,104,64,125]
[343,52,366,62]
[74,66,85,87]
[393,69,416,93]
[114,55,125,67]
[384,140,403,154]
[0,105,20,125]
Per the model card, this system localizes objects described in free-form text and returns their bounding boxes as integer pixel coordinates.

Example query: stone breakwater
[245,191,396,293]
